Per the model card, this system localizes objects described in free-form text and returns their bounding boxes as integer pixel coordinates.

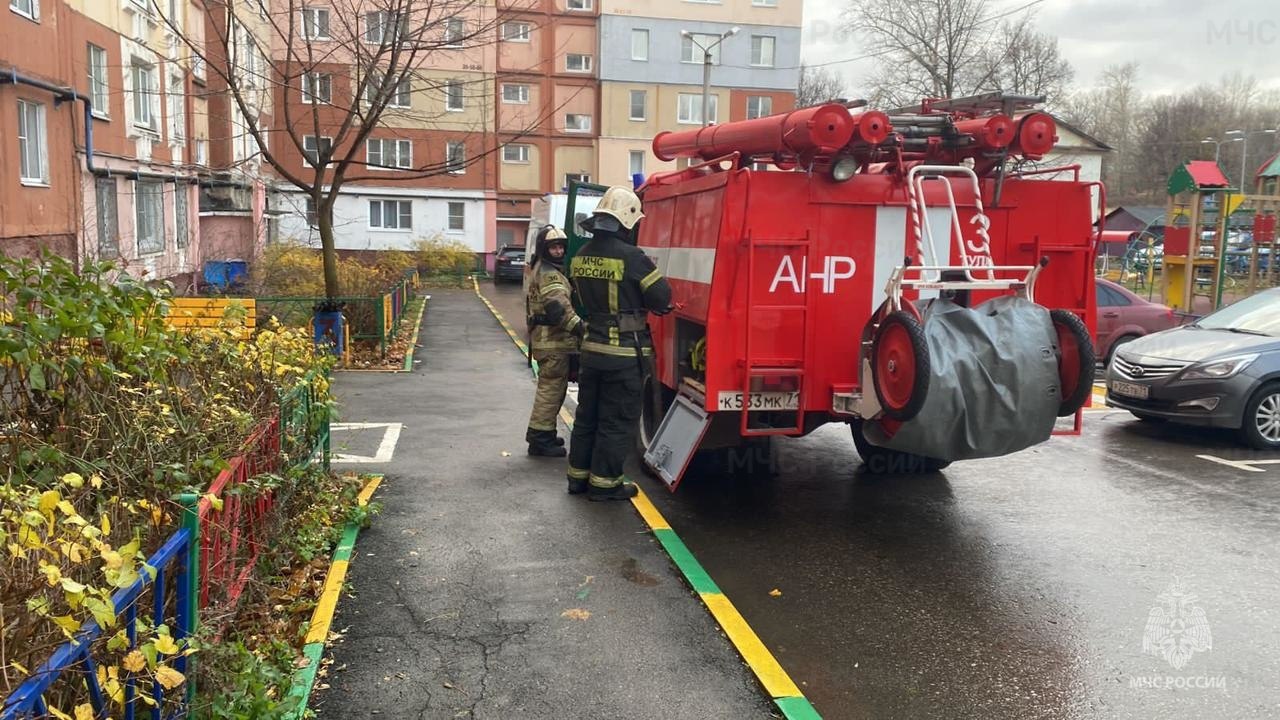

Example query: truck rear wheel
[872,311,930,421]
[850,420,950,474]
[1050,309,1095,417]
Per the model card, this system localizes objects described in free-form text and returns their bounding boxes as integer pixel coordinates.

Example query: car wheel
[1107,334,1141,364]
[1241,383,1280,450]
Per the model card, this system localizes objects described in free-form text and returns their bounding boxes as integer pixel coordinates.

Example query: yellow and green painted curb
[473,283,821,719]
[285,474,383,719]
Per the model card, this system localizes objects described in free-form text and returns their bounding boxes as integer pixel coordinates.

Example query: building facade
[596,0,802,187]
[493,0,599,252]
[2,0,207,286]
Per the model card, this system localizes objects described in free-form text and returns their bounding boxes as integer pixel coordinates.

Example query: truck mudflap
[642,393,713,491]
[862,295,1064,461]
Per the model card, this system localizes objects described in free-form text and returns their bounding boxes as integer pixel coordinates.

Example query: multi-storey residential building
[494,0,598,251]
[271,3,500,257]
[596,0,801,187]
[1,0,208,286]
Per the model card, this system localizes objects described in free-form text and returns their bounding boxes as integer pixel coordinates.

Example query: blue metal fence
[1,529,194,720]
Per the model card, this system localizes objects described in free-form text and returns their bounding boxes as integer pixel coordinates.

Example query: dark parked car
[493,245,526,283]
[1095,278,1179,362]
[1105,288,1280,448]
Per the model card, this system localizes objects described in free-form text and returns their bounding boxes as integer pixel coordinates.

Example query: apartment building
[271,3,501,256]
[1,0,208,286]
[596,0,802,187]
[493,0,598,251]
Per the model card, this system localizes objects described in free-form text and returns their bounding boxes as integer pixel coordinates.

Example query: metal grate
[1112,355,1189,380]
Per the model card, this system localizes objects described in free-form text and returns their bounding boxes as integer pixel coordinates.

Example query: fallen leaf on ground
[769,589,782,597]
[501,451,511,457]
[561,608,591,621]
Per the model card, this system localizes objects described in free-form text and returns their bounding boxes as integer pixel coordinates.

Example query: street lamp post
[1225,129,1278,194]
[681,26,739,128]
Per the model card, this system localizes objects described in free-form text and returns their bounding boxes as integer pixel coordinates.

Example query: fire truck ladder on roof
[889,165,1045,311]
[741,230,810,436]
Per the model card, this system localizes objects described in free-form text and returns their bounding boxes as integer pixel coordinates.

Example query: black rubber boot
[567,477,589,495]
[528,431,566,457]
[588,483,639,502]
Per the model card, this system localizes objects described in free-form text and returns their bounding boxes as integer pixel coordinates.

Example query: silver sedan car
[1105,288,1280,449]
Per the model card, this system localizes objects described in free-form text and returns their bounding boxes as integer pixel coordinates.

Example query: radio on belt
[564,93,1101,491]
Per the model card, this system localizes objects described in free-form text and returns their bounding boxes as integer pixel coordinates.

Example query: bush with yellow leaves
[0,253,336,713]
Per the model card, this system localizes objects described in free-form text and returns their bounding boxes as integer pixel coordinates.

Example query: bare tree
[160,0,546,299]
[973,17,1073,100]
[797,63,848,108]
[842,0,1073,108]
[1062,63,1144,201]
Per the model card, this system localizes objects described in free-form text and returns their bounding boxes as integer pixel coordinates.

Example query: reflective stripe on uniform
[589,473,623,489]
[639,268,663,291]
[582,340,652,357]
[607,281,618,314]
[609,326,620,346]
[567,466,590,480]
[565,315,581,332]
[540,281,568,298]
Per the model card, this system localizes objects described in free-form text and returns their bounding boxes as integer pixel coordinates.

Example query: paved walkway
[313,289,773,719]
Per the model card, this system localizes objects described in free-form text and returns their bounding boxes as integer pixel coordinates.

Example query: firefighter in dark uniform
[566,187,673,501]
[525,225,583,457]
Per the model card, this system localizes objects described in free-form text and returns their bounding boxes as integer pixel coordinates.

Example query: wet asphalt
[486,280,1280,720]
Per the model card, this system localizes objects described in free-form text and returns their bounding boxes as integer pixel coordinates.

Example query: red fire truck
[567,94,1101,489]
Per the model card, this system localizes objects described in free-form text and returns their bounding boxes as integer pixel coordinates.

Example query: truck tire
[1050,309,1095,417]
[871,311,930,421]
[850,421,951,474]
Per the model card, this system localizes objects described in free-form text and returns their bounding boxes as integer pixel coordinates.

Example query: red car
[1095,278,1179,362]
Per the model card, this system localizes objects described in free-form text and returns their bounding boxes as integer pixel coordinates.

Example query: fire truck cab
[568,94,1101,490]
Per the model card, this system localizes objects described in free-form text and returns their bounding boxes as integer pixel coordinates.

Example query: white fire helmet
[592,186,645,230]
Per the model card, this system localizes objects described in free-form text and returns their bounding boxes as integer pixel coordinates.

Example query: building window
[369,199,412,230]
[302,72,332,103]
[444,80,463,111]
[443,17,464,46]
[447,201,465,232]
[168,73,186,141]
[502,84,529,104]
[192,52,206,81]
[17,99,47,185]
[367,72,411,108]
[629,90,646,121]
[631,29,648,61]
[302,7,329,39]
[752,0,777,5]
[175,185,188,249]
[566,0,592,10]
[195,139,208,165]
[367,138,413,169]
[502,144,530,163]
[681,33,723,64]
[629,150,645,177]
[746,95,772,119]
[135,181,164,255]
[305,197,318,227]
[88,45,109,118]
[96,178,119,258]
[566,54,592,73]
[751,35,776,67]
[9,0,38,21]
[565,114,591,133]
[565,172,590,188]
[447,141,466,174]
[303,135,332,164]
[364,10,407,45]
[502,22,529,41]
[130,60,158,132]
[677,93,718,125]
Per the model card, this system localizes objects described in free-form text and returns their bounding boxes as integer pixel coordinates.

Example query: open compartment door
[642,394,713,491]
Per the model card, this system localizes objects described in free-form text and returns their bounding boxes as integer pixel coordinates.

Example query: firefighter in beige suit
[525,226,584,456]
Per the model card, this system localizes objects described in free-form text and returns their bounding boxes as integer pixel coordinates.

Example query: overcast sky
[800,0,1280,97]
